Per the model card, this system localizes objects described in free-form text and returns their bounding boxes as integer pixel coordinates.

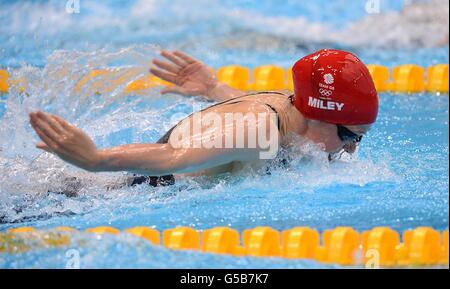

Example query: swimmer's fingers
[160,50,186,67]
[30,112,73,157]
[51,114,92,146]
[150,67,179,85]
[36,141,52,153]
[30,116,59,152]
[51,114,75,132]
[152,59,180,74]
[173,50,198,64]
[38,111,66,135]
[30,112,62,145]
[31,112,100,171]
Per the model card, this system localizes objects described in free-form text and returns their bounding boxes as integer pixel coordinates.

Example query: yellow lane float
[125,226,160,245]
[217,65,250,90]
[85,226,120,235]
[242,226,281,257]
[367,65,390,92]
[251,65,286,91]
[361,227,400,266]
[427,64,449,93]
[390,64,425,93]
[163,227,201,250]
[202,227,241,255]
[0,69,9,93]
[282,227,319,259]
[315,227,360,265]
[398,227,442,266]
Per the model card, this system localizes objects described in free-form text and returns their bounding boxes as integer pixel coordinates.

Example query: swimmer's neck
[284,105,308,136]
[283,105,337,152]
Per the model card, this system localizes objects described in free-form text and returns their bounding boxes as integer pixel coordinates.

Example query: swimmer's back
[167,91,293,145]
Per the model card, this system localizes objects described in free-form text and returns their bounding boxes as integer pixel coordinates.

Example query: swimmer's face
[340,124,371,153]
[302,120,372,157]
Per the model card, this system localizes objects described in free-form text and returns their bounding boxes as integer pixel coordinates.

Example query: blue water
[0,0,449,268]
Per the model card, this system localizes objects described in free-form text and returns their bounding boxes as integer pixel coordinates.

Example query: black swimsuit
[129,125,177,187]
[131,91,290,187]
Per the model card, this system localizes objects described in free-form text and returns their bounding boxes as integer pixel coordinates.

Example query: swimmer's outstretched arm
[29,111,268,175]
[150,50,246,102]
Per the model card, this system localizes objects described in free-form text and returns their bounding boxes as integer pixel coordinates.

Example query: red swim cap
[292,49,378,125]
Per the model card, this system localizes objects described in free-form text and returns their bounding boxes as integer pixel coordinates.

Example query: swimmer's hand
[150,50,218,97]
[150,50,245,101]
[29,111,101,172]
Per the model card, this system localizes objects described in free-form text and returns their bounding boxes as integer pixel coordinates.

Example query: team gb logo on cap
[324,73,334,85]
[307,72,344,112]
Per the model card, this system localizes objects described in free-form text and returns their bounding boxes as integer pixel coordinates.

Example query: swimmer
[29,49,378,187]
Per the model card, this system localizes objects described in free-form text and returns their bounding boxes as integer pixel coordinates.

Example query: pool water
[0,0,449,268]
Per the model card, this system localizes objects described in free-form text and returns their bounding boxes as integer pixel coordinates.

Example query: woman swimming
[29,49,378,187]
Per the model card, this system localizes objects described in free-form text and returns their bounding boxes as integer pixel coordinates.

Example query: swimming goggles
[336,124,363,144]
[328,125,363,162]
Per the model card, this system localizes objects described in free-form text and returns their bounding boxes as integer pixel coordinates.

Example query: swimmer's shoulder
[235,90,292,106]
[243,90,291,99]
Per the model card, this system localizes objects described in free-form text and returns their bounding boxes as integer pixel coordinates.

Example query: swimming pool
[0,0,449,268]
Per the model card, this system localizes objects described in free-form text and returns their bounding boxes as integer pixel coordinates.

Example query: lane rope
[2,225,448,267]
[1,64,448,95]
